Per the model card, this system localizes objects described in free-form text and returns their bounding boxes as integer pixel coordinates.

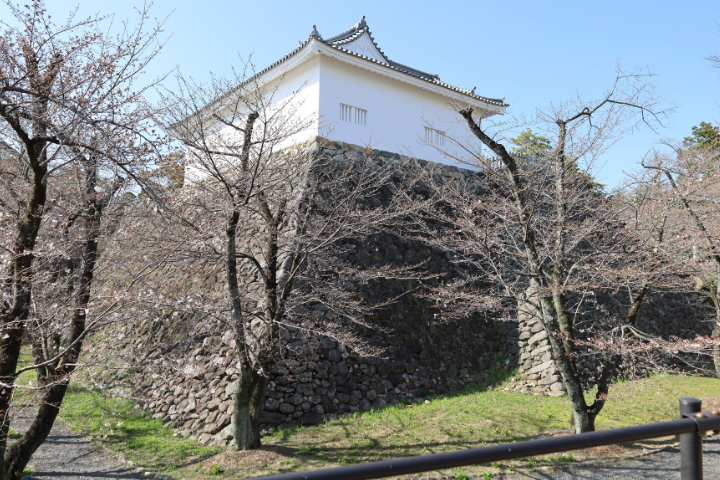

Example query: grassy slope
[57,373,720,479]
[58,387,222,472]
[11,351,221,473]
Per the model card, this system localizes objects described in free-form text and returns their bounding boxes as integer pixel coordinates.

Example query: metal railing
[249,397,718,480]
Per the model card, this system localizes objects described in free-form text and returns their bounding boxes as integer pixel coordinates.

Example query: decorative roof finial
[470,86,476,94]
[358,16,367,29]
[311,24,322,40]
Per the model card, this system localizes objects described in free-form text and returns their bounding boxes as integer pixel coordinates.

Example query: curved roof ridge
[323,16,390,64]
[318,18,506,106]
[323,16,368,43]
[326,42,507,106]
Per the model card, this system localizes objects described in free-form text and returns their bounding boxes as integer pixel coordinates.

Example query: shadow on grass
[265,364,557,458]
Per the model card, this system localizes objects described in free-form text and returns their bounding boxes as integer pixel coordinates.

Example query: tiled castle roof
[317,17,507,107]
[184,17,507,126]
[258,17,507,108]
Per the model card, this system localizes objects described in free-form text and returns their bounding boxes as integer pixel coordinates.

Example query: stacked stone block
[130,314,508,446]
[511,291,714,395]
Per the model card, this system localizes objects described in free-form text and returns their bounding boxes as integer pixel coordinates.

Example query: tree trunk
[537,292,594,433]
[712,301,720,378]
[4,382,69,480]
[704,276,720,378]
[0,151,48,478]
[3,166,101,478]
[232,368,269,450]
[626,287,647,326]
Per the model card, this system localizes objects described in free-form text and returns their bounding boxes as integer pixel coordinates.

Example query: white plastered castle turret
[192,17,508,169]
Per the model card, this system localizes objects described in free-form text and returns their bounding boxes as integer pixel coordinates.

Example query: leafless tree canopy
[630,137,720,373]
[414,68,708,434]
[136,65,428,449]
[0,2,166,477]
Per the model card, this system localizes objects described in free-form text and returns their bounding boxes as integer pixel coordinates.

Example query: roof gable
[323,17,389,65]
[336,32,388,65]
[312,17,506,108]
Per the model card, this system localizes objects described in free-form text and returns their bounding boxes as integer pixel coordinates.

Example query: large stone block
[225,382,238,396]
[207,398,221,411]
[526,360,554,375]
[550,382,566,392]
[296,383,314,396]
[279,403,295,414]
[264,398,280,412]
[261,411,287,425]
[202,419,225,435]
[298,412,323,426]
[528,330,548,346]
[216,424,234,441]
[538,375,561,385]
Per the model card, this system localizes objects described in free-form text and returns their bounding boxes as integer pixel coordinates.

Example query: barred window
[340,104,367,126]
[424,127,445,147]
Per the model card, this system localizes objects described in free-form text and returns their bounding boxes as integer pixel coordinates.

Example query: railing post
[679,397,703,480]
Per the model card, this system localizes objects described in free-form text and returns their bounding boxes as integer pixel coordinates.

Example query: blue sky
[8,0,720,186]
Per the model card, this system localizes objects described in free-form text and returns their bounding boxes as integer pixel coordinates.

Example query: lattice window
[340,104,367,126]
[424,127,445,147]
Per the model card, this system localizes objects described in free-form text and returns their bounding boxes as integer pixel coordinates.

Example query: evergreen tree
[683,122,720,150]
[509,129,605,193]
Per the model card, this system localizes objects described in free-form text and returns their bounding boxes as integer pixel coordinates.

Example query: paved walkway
[13,412,140,480]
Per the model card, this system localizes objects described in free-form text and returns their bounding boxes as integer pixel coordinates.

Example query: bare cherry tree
[151,68,423,449]
[637,141,720,375]
[420,67,676,433]
[0,2,165,477]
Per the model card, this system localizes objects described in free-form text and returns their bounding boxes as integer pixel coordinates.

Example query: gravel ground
[506,437,720,479]
[13,411,140,480]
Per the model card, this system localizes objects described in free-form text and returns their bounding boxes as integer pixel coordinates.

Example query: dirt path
[13,411,140,480]
[507,437,720,479]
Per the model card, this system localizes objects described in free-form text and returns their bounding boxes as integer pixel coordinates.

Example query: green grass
[59,387,222,474]
[53,373,720,479]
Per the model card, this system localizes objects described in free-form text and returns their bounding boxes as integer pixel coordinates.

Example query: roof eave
[169,39,321,134]
[314,42,507,115]
[172,35,507,133]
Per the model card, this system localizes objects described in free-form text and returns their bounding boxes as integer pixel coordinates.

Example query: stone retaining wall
[507,291,714,395]
[119,139,713,447]
[132,314,513,446]
[121,139,512,446]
